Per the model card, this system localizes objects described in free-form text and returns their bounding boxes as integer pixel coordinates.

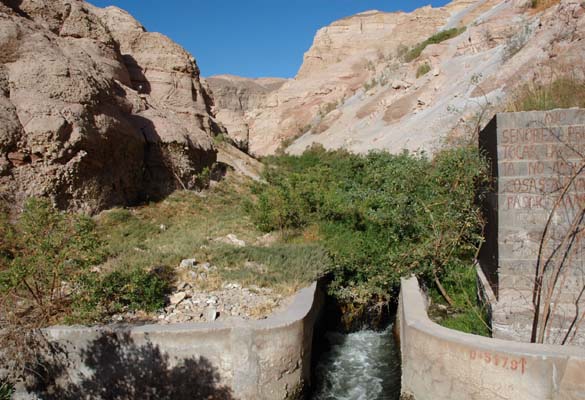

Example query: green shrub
[248,145,488,304]
[0,380,13,400]
[80,268,170,317]
[0,198,105,324]
[416,63,431,78]
[404,27,466,62]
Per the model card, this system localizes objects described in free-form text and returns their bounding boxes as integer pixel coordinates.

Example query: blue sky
[89,1,450,78]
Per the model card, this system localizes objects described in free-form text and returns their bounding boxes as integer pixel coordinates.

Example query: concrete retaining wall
[399,276,585,400]
[17,282,323,400]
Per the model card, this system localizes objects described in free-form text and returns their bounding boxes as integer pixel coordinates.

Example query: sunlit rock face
[211,0,585,157]
[205,75,288,151]
[0,0,219,212]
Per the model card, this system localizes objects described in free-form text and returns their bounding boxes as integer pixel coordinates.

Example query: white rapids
[311,325,401,400]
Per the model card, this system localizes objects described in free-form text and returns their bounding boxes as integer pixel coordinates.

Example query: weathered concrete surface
[398,277,585,400]
[479,109,585,346]
[17,282,323,400]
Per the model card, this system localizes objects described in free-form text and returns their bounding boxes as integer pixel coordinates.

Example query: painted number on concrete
[469,351,527,374]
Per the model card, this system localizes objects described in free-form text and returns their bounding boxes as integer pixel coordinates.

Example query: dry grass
[95,174,330,297]
[530,0,560,12]
[507,77,585,112]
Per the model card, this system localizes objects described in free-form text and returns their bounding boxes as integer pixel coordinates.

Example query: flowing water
[311,325,401,400]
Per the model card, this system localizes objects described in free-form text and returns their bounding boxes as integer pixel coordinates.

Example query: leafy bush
[404,27,466,62]
[416,63,431,78]
[73,268,171,320]
[0,380,13,400]
[0,198,105,325]
[508,77,585,111]
[248,145,488,304]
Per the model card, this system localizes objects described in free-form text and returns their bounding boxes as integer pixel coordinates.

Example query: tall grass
[508,77,585,112]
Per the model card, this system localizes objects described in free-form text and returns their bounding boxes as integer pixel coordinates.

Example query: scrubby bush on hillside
[249,145,488,305]
[403,27,467,62]
[416,63,431,78]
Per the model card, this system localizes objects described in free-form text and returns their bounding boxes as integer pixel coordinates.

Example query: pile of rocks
[158,281,287,324]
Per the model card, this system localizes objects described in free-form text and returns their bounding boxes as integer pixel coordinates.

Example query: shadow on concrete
[26,331,234,400]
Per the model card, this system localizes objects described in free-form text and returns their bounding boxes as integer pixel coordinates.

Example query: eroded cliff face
[0,0,220,212]
[205,75,287,151]
[211,0,585,156]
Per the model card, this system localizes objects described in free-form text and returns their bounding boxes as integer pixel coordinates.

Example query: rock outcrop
[205,75,287,151]
[211,0,585,157]
[0,0,220,212]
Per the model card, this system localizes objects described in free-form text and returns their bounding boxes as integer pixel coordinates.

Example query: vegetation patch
[416,63,431,78]
[508,77,585,111]
[249,145,488,320]
[530,0,560,11]
[404,27,466,62]
[0,380,13,400]
[427,263,491,336]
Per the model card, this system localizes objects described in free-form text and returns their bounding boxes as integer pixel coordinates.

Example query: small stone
[437,304,448,311]
[180,259,197,268]
[216,234,246,247]
[170,292,187,305]
[432,68,440,76]
[159,224,167,231]
[206,297,218,305]
[223,282,242,290]
[206,308,219,321]
[200,262,212,271]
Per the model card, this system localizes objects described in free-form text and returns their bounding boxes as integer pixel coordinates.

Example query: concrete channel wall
[17,282,323,400]
[398,277,585,400]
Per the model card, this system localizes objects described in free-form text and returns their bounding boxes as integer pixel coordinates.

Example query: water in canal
[311,325,401,400]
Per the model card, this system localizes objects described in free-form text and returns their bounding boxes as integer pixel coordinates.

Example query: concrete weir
[19,282,323,400]
[398,276,585,400]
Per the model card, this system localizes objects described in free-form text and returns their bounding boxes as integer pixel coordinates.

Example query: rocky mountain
[208,0,585,156]
[204,75,287,151]
[0,0,223,212]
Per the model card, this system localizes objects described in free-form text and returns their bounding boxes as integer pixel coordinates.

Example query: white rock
[391,80,403,89]
[170,292,187,305]
[206,297,218,305]
[217,234,246,247]
[180,259,197,268]
[206,308,219,321]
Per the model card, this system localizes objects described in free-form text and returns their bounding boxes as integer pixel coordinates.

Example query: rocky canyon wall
[0,0,222,212]
[210,0,585,157]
